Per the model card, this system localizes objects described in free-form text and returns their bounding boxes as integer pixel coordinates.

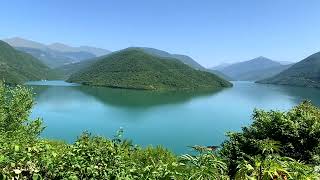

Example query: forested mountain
[3,37,111,67]
[0,40,54,84]
[67,48,232,90]
[258,51,320,88]
[57,47,231,81]
[214,56,292,81]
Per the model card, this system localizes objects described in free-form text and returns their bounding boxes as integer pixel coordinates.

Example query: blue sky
[0,0,320,67]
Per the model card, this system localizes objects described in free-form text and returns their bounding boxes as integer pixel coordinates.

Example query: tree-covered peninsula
[67,48,232,90]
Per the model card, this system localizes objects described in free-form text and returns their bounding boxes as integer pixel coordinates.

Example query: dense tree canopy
[221,101,320,178]
[67,49,232,90]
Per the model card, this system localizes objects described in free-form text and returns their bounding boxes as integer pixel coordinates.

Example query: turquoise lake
[26,81,320,154]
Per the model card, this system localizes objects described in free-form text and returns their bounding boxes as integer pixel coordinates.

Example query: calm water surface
[26,81,320,154]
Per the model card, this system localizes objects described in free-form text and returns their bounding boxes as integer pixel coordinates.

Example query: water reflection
[260,83,320,106]
[224,82,320,109]
[26,81,320,154]
[74,86,226,109]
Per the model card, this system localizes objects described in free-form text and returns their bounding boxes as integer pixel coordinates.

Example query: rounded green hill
[67,49,232,90]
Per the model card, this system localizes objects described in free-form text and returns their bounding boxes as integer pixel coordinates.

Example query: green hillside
[0,40,54,84]
[58,47,231,82]
[67,49,232,90]
[258,52,320,87]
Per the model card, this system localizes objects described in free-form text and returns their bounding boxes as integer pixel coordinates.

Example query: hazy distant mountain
[3,37,47,50]
[3,37,111,67]
[47,43,111,56]
[171,54,205,70]
[15,47,96,68]
[47,43,78,52]
[0,40,55,84]
[258,52,320,88]
[278,61,295,65]
[55,55,110,79]
[206,69,233,81]
[209,63,235,81]
[216,57,292,81]
[211,63,233,71]
[78,46,111,56]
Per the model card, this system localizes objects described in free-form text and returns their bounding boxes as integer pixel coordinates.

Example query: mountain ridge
[3,37,111,68]
[4,37,111,56]
[257,51,320,88]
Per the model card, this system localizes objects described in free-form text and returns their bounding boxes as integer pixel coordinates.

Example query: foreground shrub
[221,101,320,177]
[0,133,229,179]
[180,151,229,180]
[0,83,43,142]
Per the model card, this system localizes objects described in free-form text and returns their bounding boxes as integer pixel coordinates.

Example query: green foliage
[0,40,56,84]
[67,48,232,90]
[221,101,320,178]
[0,139,67,180]
[0,132,229,180]
[235,153,319,180]
[180,152,229,179]
[0,83,43,141]
[235,156,289,180]
[54,133,134,179]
